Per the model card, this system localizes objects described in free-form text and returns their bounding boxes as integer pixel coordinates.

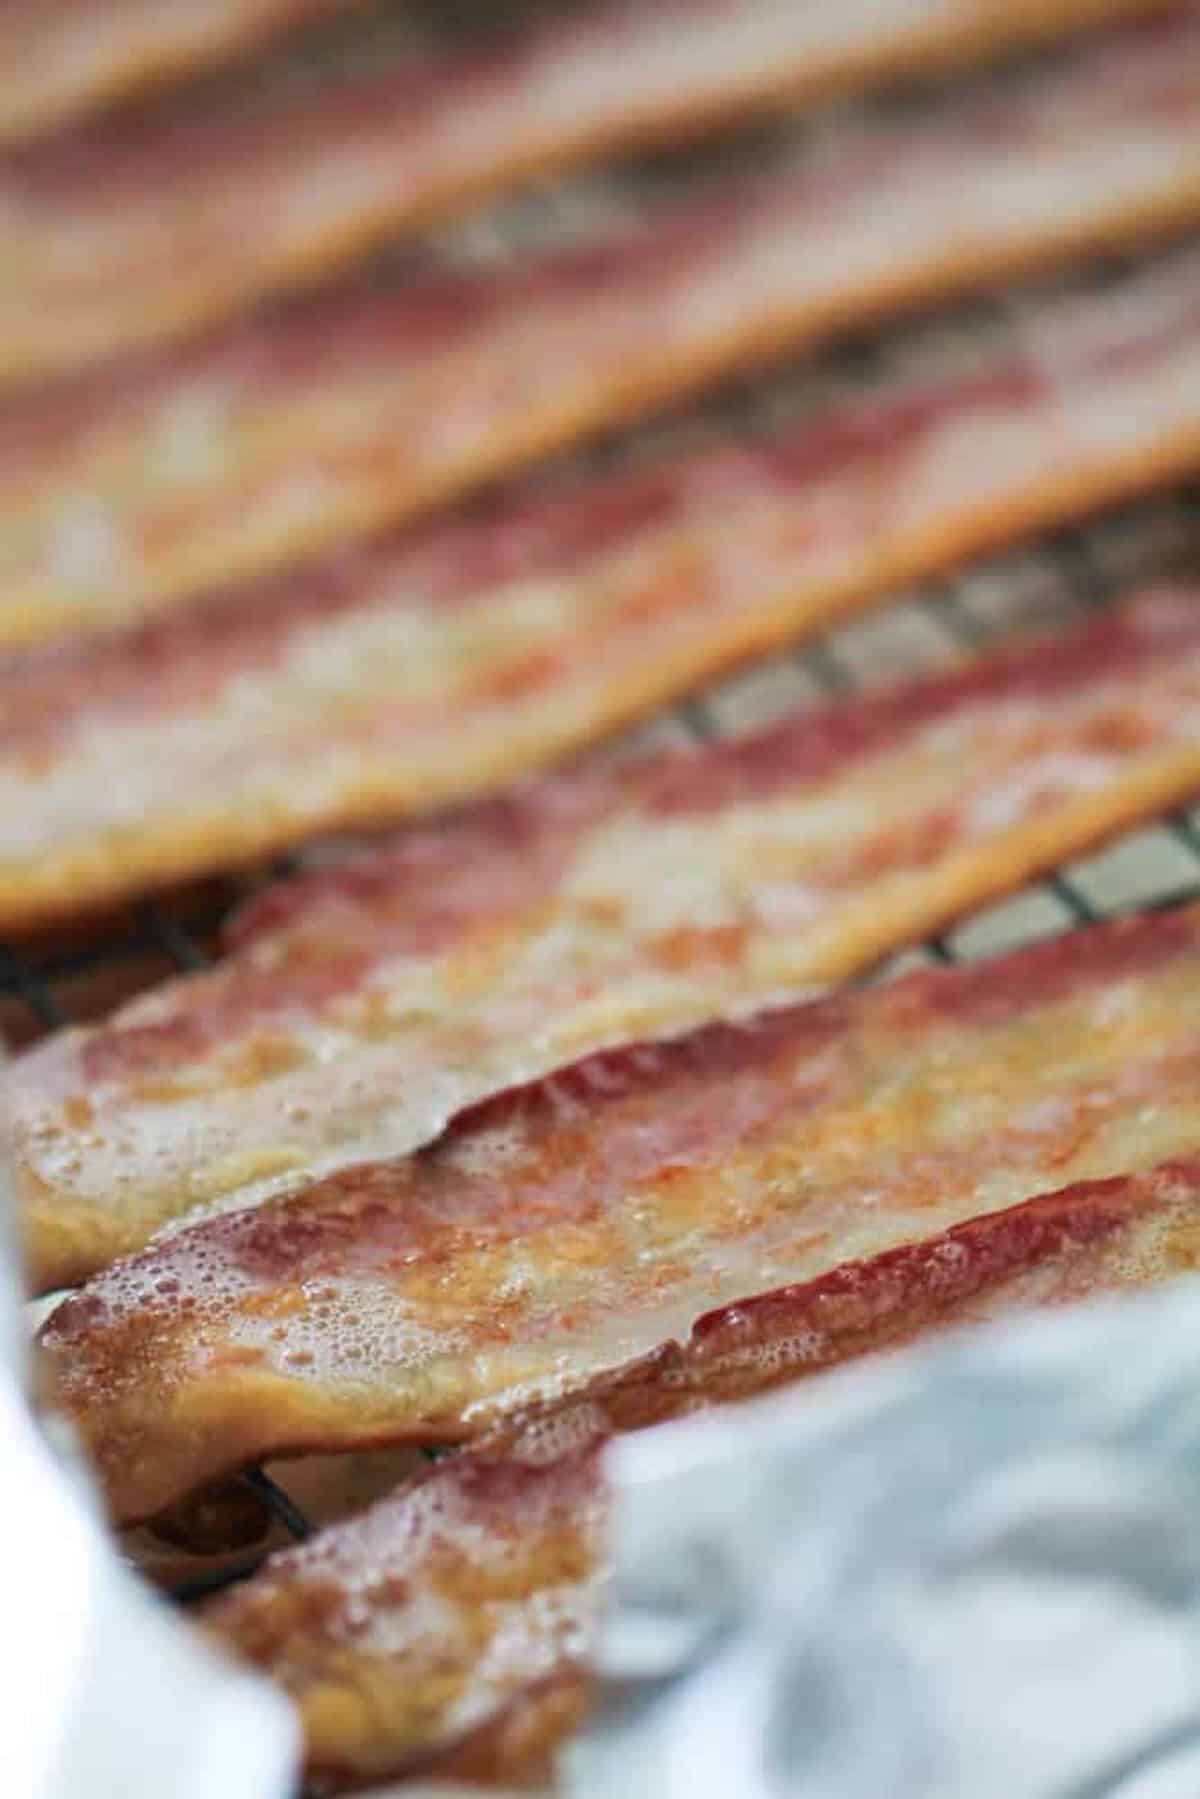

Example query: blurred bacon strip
[0,250,1199,935]
[1,0,1176,371]
[5,10,1200,640]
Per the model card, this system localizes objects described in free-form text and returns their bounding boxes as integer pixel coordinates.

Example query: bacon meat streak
[5,11,1200,643]
[1,0,1176,372]
[16,587,1200,1293]
[1,252,1200,931]
[203,1156,1200,1790]
[38,904,1200,1522]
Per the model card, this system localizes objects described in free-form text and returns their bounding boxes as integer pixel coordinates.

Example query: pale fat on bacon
[1,251,1200,932]
[16,584,1200,1295]
[0,0,1172,375]
[37,903,1200,1523]
[4,9,1200,644]
[202,1156,1200,1789]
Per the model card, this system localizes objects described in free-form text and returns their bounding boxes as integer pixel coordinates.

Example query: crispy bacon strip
[1,0,1173,376]
[16,586,1200,1294]
[202,1159,1200,1788]
[5,12,1200,644]
[0,0,349,149]
[38,904,1200,1522]
[204,1414,606,1790]
[2,252,1200,931]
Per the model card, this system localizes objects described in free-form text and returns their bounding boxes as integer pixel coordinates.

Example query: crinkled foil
[4,1185,298,1797]
[565,1282,1200,1799]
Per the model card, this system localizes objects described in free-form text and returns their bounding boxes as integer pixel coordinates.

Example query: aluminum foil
[565,1282,1200,1799]
[5,1198,298,1797]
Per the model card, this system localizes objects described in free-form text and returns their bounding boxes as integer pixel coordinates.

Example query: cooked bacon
[1,0,1173,375]
[201,1158,1200,1787]
[5,13,1200,645]
[38,903,1200,1522]
[204,1412,606,1790]
[2,251,1200,931]
[0,0,349,149]
[17,586,1200,1295]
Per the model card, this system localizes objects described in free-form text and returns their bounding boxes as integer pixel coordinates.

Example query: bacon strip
[201,1158,1200,1788]
[2,252,1200,932]
[5,11,1200,645]
[17,585,1200,1293]
[37,903,1200,1522]
[204,1414,606,1790]
[0,0,349,149]
[1,0,1173,376]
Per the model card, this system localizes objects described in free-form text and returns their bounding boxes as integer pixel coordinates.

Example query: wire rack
[12,4,1200,1611]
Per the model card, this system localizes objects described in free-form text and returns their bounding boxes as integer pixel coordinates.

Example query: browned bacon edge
[202,1160,1200,1788]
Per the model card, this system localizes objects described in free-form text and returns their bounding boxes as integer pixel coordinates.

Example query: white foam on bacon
[223,1277,471,1392]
